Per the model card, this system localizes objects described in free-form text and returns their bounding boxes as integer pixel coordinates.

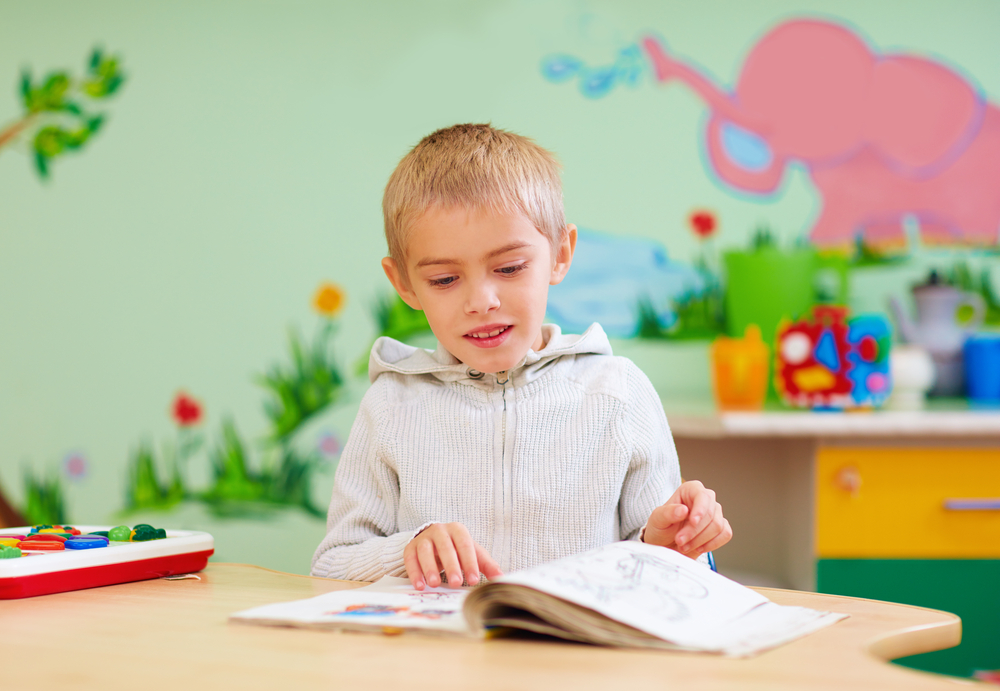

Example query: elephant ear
[865,56,983,175]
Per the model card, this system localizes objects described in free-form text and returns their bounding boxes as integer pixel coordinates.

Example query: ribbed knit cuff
[409,521,437,541]
[377,529,422,578]
[311,527,431,581]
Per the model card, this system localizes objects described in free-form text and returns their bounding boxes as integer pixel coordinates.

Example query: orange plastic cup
[710,325,770,411]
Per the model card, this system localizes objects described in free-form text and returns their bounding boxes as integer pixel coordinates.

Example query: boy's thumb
[652,502,688,527]
[643,503,689,546]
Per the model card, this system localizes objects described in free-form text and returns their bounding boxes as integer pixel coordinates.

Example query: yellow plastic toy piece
[792,365,836,392]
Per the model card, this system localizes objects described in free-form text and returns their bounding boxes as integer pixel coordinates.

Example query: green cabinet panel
[817,559,1000,679]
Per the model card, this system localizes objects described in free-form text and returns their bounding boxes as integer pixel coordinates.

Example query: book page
[494,541,826,651]
[230,576,472,635]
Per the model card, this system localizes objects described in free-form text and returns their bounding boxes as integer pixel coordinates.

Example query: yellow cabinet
[816,447,1000,558]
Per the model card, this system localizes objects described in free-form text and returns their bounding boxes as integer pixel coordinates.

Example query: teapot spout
[889,296,918,344]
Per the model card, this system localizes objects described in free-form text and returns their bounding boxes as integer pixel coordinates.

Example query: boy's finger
[450,532,481,586]
[678,504,721,554]
[474,543,504,580]
[688,519,733,559]
[432,534,464,588]
[404,546,426,590]
[675,489,716,548]
[416,538,442,588]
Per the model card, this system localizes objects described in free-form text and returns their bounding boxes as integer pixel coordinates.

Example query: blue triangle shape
[815,330,840,372]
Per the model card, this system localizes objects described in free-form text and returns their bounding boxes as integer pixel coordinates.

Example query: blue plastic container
[964,334,1000,403]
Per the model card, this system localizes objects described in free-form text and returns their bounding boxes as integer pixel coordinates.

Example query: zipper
[496,370,512,571]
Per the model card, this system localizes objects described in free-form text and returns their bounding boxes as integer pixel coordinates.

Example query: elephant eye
[720,122,773,171]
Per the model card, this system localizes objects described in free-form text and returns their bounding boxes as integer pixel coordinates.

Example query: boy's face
[382,206,576,374]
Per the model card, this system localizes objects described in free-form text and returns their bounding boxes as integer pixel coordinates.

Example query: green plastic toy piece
[154,528,166,539]
[108,525,131,541]
[131,525,157,542]
[0,545,22,559]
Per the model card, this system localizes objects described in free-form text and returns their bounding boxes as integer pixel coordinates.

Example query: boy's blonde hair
[382,123,565,281]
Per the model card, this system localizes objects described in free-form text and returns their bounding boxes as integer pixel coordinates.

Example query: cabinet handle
[943,499,1000,511]
[834,466,862,496]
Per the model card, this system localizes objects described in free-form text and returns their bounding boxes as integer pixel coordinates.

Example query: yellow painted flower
[313,282,345,317]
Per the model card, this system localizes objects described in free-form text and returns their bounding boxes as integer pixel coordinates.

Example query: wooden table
[0,564,971,690]
[664,406,1000,677]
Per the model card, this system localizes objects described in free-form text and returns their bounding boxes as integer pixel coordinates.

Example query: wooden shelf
[664,399,1000,439]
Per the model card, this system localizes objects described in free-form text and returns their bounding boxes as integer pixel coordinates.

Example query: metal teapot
[889,271,985,396]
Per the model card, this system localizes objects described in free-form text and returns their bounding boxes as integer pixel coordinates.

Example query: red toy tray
[0,526,214,599]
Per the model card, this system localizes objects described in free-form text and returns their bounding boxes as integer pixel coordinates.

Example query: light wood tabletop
[0,563,972,690]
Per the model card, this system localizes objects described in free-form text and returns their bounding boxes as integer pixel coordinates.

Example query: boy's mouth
[464,324,512,348]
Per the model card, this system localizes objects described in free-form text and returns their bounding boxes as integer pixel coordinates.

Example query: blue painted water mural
[540,45,646,99]
[546,228,704,338]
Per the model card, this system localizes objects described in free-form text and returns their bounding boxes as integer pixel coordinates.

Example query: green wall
[1,1,998,573]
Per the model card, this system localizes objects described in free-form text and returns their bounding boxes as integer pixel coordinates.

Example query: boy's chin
[455,345,525,375]
[462,356,520,375]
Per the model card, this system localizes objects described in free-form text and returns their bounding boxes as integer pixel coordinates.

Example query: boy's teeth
[472,327,506,338]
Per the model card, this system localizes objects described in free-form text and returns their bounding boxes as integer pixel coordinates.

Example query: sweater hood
[368,322,613,386]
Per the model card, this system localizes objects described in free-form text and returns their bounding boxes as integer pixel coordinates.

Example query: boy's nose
[464,281,501,314]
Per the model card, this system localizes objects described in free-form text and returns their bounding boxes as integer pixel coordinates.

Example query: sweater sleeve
[310,382,418,580]
[617,360,683,541]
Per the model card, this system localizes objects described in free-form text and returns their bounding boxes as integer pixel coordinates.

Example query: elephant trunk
[643,36,784,195]
[641,36,749,128]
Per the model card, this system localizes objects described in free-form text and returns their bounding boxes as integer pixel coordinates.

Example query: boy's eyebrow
[414,242,532,268]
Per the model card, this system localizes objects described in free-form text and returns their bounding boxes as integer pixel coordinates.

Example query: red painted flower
[688,210,718,239]
[171,392,203,427]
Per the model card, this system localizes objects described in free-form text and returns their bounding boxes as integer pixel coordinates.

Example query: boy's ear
[381,257,423,311]
[549,224,577,286]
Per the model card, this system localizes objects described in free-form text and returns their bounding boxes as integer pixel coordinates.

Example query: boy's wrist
[408,521,437,543]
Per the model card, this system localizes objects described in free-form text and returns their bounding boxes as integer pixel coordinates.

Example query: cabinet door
[817,558,1000,678]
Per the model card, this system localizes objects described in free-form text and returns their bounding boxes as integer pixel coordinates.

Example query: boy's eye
[497,263,527,276]
[429,276,457,287]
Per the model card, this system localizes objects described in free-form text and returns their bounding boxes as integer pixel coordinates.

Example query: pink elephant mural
[641,19,1000,248]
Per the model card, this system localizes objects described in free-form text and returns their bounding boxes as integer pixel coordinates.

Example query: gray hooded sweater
[311,322,683,581]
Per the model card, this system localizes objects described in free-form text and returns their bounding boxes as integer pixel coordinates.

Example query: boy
[312,124,731,589]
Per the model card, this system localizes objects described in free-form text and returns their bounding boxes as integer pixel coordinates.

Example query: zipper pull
[496,370,509,385]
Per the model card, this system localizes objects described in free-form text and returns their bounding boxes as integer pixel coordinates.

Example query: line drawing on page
[405,591,461,603]
[528,544,710,622]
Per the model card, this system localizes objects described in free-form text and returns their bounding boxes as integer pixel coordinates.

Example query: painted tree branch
[0,115,35,151]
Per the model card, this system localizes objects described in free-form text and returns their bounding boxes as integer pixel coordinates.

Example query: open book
[230,541,847,657]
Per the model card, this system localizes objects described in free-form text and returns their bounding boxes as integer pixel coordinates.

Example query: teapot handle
[959,292,987,332]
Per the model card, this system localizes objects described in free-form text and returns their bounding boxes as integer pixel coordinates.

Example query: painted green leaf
[19,69,31,107]
[33,150,49,178]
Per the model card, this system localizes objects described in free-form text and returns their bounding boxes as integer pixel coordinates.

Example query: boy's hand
[404,522,503,590]
[642,480,732,559]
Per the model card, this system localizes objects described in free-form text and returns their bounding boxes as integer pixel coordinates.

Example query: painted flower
[63,453,88,481]
[688,210,718,239]
[313,282,346,317]
[318,430,342,458]
[171,392,203,427]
